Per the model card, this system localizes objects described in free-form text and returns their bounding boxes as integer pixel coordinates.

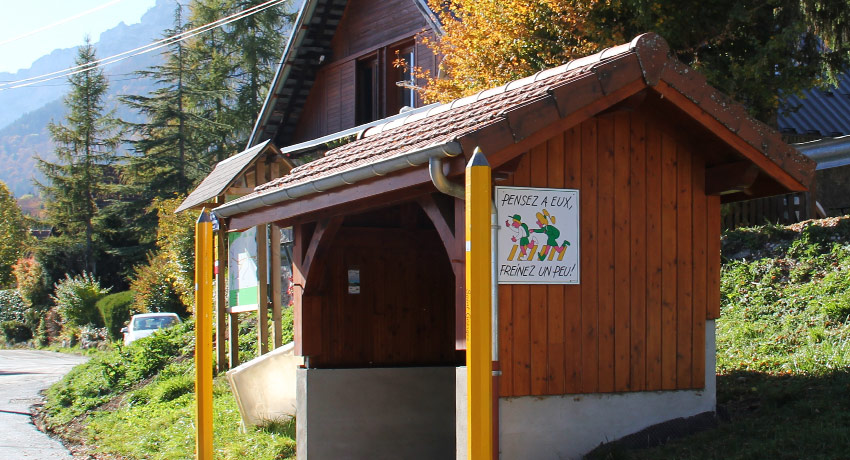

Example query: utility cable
[0,0,126,47]
[0,0,286,91]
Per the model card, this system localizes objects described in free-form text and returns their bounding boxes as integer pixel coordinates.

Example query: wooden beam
[417,194,455,256]
[229,311,240,368]
[653,81,807,193]
[705,161,759,195]
[227,167,439,231]
[454,197,466,350]
[227,305,259,314]
[303,216,344,294]
[215,197,228,373]
[270,223,283,349]
[224,187,256,196]
[292,223,323,357]
[256,161,270,356]
[256,223,269,356]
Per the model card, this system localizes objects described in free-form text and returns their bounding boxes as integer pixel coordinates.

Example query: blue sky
[0,0,157,73]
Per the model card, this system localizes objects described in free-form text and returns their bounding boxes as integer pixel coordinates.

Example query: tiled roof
[778,74,850,137]
[175,140,273,213]
[221,33,816,216]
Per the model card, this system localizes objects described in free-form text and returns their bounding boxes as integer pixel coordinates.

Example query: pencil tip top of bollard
[467,147,490,168]
[197,208,212,224]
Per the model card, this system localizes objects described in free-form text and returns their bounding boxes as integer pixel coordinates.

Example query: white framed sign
[228,227,258,307]
[496,186,580,284]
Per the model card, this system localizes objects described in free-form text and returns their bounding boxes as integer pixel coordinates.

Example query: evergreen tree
[223,0,292,138]
[124,5,203,197]
[0,181,32,288]
[36,38,122,277]
[188,0,240,165]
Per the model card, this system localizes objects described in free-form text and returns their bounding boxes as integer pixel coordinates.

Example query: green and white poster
[229,228,258,308]
[496,186,580,284]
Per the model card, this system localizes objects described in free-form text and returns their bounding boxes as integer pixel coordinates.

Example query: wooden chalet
[184,0,815,457]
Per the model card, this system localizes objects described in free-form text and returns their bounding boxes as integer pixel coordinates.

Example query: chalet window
[355,41,417,125]
[392,44,415,113]
[356,55,380,125]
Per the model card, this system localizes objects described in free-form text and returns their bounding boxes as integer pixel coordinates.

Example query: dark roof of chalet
[175,140,276,213]
[247,0,440,150]
[778,74,850,137]
[218,33,816,220]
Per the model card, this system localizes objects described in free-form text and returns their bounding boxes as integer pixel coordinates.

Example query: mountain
[0,0,184,197]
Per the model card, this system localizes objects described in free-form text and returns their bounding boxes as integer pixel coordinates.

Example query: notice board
[495,186,580,284]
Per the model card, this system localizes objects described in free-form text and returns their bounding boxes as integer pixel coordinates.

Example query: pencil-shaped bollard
[466,148,493,460]
[194,209,213,460]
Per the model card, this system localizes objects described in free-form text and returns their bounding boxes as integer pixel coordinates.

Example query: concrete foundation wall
[499,320,716,459]
[296,366,456,460]
[457,320,716,459]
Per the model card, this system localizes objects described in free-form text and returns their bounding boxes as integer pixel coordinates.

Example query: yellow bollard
[194,209,214,460]
[466,148,493,460]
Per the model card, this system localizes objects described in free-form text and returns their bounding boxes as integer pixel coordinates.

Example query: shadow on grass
[587,369,850,460]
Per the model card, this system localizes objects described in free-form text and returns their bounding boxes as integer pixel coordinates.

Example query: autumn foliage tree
[418,0,598,102]
[0,181,32,288]
[422,0,850,123]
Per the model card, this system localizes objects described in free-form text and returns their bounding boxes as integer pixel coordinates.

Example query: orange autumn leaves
[415,0,600,103]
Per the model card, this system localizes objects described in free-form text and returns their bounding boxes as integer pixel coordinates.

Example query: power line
[0,0,126,47]
[0,0,287,91]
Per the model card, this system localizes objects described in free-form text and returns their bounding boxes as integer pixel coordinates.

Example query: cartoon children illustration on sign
[532,209,570,261]
[505,214,533,257]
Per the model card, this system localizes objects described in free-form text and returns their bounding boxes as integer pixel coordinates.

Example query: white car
[121,312,181,345]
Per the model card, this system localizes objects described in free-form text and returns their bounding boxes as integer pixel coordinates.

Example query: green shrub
[96,291,135,340]
[0,289,26,323]
[1,320,32,343]
[130,252,187,316]
[52,273,109,327]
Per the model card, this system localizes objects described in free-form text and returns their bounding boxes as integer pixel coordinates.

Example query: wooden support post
[229,312,240,368]
[256,161,269,356]
[215,199,228,372]
[194,209,214,460]
[256,224,269,356]
[271,224,283,348]
[293,224,307,357]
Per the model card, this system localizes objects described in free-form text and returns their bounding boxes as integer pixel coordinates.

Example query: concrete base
[458,320,716,459]
[296,366,456,460]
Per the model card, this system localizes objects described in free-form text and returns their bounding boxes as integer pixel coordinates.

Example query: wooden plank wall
[308,227,457,368]
[498,112,721,397]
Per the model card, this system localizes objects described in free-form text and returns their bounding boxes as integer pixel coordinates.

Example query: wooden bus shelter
[206,33,814,459]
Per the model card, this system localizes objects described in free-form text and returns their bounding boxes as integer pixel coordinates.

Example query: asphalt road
[0,350,88,460]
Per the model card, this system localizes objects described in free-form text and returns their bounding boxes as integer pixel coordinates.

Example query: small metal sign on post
[495,186,580,284]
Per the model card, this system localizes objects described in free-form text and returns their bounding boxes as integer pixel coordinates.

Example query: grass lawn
[40,316,295,460]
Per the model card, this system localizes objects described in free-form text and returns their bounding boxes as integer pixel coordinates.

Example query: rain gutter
[214,141,464,218]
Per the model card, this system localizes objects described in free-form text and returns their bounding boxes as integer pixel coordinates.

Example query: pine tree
[0,181,32,288]
[36,38,122,277]
[124,5,203,197]
[223,0,292,138]
[188,0,241,165]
